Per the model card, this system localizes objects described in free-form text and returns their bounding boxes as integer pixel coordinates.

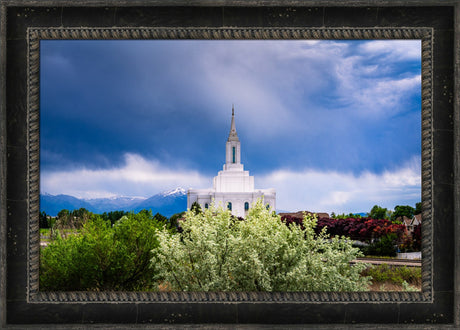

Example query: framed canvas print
[37,37,423,294]
[1,0,459,328]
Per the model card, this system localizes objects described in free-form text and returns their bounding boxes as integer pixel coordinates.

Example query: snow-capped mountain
[133,188,186,216]
[161,187,186,197]
[40,188,187,217]
[84,196,147,213]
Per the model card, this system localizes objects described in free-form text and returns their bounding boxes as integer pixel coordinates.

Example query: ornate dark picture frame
[29,27,432,303]
[1,1,458,327]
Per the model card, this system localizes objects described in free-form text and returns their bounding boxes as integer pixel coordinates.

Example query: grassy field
[362,264,421,291]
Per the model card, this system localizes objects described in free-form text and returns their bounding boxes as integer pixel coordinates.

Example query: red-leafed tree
[280,214,406,244]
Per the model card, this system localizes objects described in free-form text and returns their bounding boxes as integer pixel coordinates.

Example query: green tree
[138,209,153,219]
[71,207,91,219]
[57,209,70,218]
[152,199,369,292]
[391,205,415,222]
[414,202,422,215]
[368,205,389,220]
[54,208,91,231]
[169,211,186,232]
[54,209,72,233]
[71,208,92,228]
[332,212,362,219]
[101,210,129,225]
[112,212,165,290]
[190,201,202,215]
[56,209,70,224]
[39,211,49,228]
[153,212,168,224]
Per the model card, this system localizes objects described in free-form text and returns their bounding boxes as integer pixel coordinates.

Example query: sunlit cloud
[258,156,421,214]
[359,40,421,61]
[42,152,421,214]
[343,74,421,117]
[41,153,210,199]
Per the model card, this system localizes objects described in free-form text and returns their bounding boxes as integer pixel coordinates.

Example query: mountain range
[41,188,366,219]
[40,187,187,218]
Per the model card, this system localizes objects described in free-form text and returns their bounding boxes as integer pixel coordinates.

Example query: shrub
[152,199,370,292]
[40,211,164,291]
[363,234,398,257]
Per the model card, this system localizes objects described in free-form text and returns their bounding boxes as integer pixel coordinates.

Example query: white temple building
[187,106,276,218]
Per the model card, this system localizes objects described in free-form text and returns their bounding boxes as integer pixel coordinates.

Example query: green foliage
[190,201,202,215]
[391,205,415,222]
[57,209,70,219]
[111,211,165,290]
[362,264,421,287]
[169,211,186,231]
[169,211,185,222]
[40,228,50,235]
[362,234,397,257]
[402,280,419,292]
[414,202,422,215]
[72,207,92,220]
[54,208,92,232]
[101,210,129,226]
[40,211,164,291]
[153,212,168,223]
[40,216,111,291]
[154,213,177,233]
[138,209,153,219]
[39,211,49,228]
[331,212,362,219]
[367,205,390,220]
[152,199,370,292]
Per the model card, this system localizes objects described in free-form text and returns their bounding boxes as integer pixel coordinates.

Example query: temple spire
[228,105,239,142]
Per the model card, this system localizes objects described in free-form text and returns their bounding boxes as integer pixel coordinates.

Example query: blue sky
[40,39,421,213]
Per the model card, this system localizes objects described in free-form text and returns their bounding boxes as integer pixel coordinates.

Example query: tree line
[40,201,370,292]
[39,201,421,291]
[331,202,422,222]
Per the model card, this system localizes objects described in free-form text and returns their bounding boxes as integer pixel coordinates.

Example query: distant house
[399,216,412,227]
[412,214,422,226]
[278,211,330,219]
[398,214,421,233]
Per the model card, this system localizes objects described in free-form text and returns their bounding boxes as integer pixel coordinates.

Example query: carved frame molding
[27,26,433,304]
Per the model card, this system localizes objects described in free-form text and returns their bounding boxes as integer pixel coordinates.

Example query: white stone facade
[187,107,276,218]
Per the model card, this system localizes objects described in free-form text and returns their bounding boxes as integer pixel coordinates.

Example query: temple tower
[187,106,276,217]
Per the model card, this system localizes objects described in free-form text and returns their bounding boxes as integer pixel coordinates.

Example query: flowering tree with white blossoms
[151,199,370,292]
